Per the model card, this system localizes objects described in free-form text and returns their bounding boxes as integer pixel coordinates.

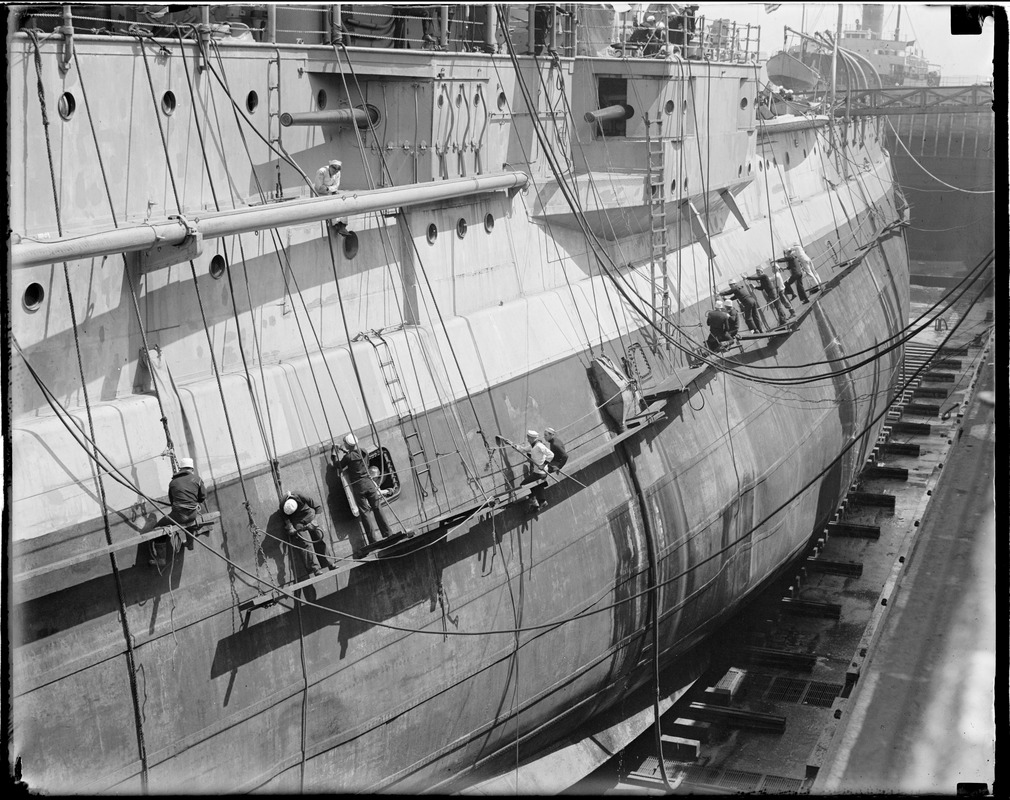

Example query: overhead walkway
[795,84,994,117]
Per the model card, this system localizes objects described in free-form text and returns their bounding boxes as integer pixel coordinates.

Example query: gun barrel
[584,103,634,124]
[280,107,379,127]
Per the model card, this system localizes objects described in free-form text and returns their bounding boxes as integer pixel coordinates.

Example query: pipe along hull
[12,208,907,793]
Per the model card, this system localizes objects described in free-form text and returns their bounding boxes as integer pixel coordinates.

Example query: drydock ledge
[566,289,995,796]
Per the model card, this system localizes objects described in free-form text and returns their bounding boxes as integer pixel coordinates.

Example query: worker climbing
[775,248,809,304]
[280,490,334,577]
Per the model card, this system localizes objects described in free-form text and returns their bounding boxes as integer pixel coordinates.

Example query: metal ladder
[365,331,439,507]
[645,116,671,348]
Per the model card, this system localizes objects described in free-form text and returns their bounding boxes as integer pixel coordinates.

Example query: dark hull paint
[12,203,908,792]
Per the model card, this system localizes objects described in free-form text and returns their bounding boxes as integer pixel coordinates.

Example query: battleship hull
[9,8,908,794]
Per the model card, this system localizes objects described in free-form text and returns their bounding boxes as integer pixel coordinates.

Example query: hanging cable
[886,116,995,194]
[27,30,150,790]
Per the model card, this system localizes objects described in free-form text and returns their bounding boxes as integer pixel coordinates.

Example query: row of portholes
[56,89,262,120]
[427,213,495,244]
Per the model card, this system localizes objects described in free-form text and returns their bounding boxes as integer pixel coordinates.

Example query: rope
[27,29,150,790]
[886,116,995,194]
[135,34,261,597]
[71,47,178,473]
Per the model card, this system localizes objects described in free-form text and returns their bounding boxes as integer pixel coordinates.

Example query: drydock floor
[565,288,995,797]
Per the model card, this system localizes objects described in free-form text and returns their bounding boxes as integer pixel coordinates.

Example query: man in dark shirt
[543,427,568,473]
[746,266,793,326]
[705,302,733,351]
[151,457,206,566]
[280,490,333,576]
[332,433,394,545]
[719,280,764,333]
[775,249,809,303]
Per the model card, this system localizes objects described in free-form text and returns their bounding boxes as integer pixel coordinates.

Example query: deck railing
[12,4,757,62]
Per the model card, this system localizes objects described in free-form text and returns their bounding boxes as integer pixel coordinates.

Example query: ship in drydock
[8,4,909,793]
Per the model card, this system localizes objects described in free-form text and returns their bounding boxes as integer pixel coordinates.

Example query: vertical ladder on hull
[645,115,671,349]
[365,331,440,510]
[266,52,283,197]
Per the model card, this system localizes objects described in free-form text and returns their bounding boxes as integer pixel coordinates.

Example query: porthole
[426,223,438,244]
[682,99,688,113]
[497,91,507,110]
[738,165,743,176]
[317,89,328,110]
[455,93,463,107]
[246,91,259,113]
[766,159,771,168]
[483,213,495,233]
[758,161,763,172]
[209,254,227,279]
[23,282,45,311]
[343,231,359,259]
[785,152,790,165]
[670,179,677,192]
[474,92,481,107]
[683,177,688,191]
[664,99,675,114]
[739,97,748,109]
[161,90,177,116]
[456,218,468,239]
[58,92,76,121]
[803,148,807,157]
[438,94,445,108]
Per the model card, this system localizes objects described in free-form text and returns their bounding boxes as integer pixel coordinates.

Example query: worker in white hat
[519,429,554,511]
[280,489,333,577]
[151,455,207,566]
[332,433,397,548]
[315,159,342,195]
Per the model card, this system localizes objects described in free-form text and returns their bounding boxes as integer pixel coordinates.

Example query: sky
[690,3,996,79]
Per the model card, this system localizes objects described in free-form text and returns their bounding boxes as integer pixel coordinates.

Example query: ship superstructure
[8,4,909,793]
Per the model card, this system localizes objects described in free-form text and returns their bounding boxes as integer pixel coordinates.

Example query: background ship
[9,4,910,793]
[767,3,994,289]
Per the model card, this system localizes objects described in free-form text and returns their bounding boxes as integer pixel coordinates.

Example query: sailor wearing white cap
[315,159,342,194]
[520,429,554,511]
[151,455,206,565]
[280,489,333,576]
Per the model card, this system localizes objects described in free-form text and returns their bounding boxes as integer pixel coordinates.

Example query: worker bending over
[332,434,395,546]
[280,490,333,577]
[705,301,734,351]
[315,159,342,194]
[544,427,568,473]
[520,429,554,511]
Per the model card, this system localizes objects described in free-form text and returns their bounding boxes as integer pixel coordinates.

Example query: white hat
[526,429,539,440]
[715,299,725,308]
[178,457,194,470]
[645,14,656,22]
[343,433,357,448]
[283,498,298,515]
[329,160,342,169]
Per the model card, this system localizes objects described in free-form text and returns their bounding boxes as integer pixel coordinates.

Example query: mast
[829,4,843,112]
[894,4,901,41]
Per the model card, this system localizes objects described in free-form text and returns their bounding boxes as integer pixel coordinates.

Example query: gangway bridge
[794,84,993,117]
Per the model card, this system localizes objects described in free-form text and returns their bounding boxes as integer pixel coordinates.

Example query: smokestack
[861,4,884,38]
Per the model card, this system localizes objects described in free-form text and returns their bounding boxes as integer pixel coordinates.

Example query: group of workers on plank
[706,244,822,351]
[153,427,569,574]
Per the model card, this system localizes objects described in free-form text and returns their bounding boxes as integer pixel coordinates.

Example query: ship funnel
[861,4,884,38]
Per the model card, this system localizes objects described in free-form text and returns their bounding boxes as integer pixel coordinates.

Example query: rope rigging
[13,265,992,640]
[27,29,150,791]
[885,116,995,194]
